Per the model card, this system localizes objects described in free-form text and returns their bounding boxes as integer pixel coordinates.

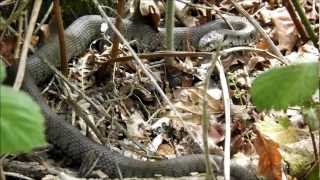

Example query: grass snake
[8,15,258,179]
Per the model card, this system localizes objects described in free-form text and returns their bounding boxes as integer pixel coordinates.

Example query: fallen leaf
[0,36,16,64]
[253,127,282,180]
[157,144,175,156]
[270,7,299,53]
[139,0,161,30]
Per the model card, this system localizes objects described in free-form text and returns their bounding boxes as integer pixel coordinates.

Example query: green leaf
[0,61,6,83]
[251,62,318,110]
[303,108,320,131]
[0,86,46,154]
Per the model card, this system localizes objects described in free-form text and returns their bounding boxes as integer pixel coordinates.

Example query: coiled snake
[8,15,257,179]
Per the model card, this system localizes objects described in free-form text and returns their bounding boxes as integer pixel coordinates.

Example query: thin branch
[291,0,319,48]
[165,0,175,64]
[109,47,287,65]
[203,53,219,180]
[34,2,53,34]
[216,59,231,180]
[13,15,23,60]
[53,0,67,76]
[13,0,42,89]
[283,0,309,43]
[62,81,107,144]
[110,0,124,57]
[165,0,175,51]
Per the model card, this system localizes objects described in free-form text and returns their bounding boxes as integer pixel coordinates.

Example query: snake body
[16,15,257,179]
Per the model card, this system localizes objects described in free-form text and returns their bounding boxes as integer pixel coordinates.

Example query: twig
[165,0,175,51]
[307,124,318,162]
[109,51,211,62]
[283,0,309,43]
[203,53,219,180]
[34,2,53,35]
[165,0,175,64]
[13,15,23,60]
[0,154,9,180]
[220,47,287,65]
[53,0,67,76]
[229,0,287,63]
[109,48,287,65]
[62,81,107,144]
[318,0,320,164]
[175,0,215,10]
[291,0,319,48]
[0,0,15,6]
[96,0,125,80]
[111,0,124,57]
[3,172,33,180]
[216,59,231,180]
[13,0,42,89]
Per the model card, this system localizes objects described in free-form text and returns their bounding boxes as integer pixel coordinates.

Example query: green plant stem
[165,0,175,64]
[291,0,319,48]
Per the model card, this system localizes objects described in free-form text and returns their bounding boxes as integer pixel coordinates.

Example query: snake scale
[9,15,258,179]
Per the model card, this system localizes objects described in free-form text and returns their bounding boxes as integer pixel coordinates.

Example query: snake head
[198,31,225,51]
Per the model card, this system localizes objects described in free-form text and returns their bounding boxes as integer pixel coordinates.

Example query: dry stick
[111,0,124,57]
[3,172,33,180]
[0,0,15,6]
[13,16,23,60]
[291,0,319,48]
[53,0,67,76]
[165,0,175,51]
[176,0,215,10]
[62,82,107,144]
[283,0,309,43]
[165,0,175,65]
[0,154,8,180]
[307,123,318,162]
[216,58,231,180]
[96,0,124,80]
[110,48,287,65]
[13,0,42,89]
[318,0,320,164]
[34,2,53,35]
[229,0,286,63]
[110,51,212,62]
[92,0,204,151]
[203,53,219,180]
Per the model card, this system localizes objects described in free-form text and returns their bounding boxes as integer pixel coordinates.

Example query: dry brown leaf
[269,7,299,53]
[157,144,175,156]
[139,0,161,30]
[0,36,16,64]
[253,127,282,180]
[183,121,224,152]
[126,110,146,138]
